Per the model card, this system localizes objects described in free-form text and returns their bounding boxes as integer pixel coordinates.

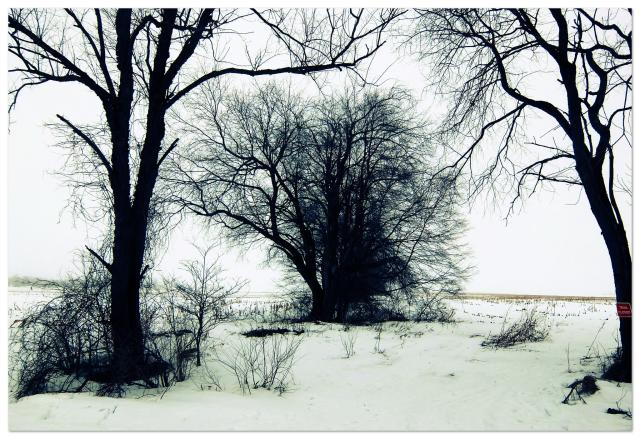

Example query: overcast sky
[6,16,631,297]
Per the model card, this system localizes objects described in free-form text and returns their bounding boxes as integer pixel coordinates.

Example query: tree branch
[56,114,113,175]
[85,246,113,273]
[158,138,179,167]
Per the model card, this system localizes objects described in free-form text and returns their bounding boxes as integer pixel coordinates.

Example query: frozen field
[7,289,632,431]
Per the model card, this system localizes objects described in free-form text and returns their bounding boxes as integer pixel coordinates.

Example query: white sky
[5,10,633,297]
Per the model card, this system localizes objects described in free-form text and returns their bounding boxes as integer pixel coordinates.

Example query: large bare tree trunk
[611,238,632,382]
[561,56,632,382]
[580,171,632,382]
[589,193,631,382]
[108,9,170,381]
[321,249,340,321]
[110,221,146,382]
[309,281,325,321]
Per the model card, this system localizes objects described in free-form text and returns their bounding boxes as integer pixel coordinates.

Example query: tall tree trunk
[587,183,632,382]
[322,281,338,322]
[577,166,632,382]
[110,220,146,382]
[321,257,339,321]
[297,267,324,321]
[195,339,202,367]
[107,123,163,383]
[322,186,341,321]
[310,284,324,321]
[610,234,632,382]
[557,48,632,382]
[336,293,349,323]
[108,12,173,378]
[107,9,143,384]
[593,207,631,383]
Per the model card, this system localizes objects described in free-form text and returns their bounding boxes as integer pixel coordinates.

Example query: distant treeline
[8,276,53,288]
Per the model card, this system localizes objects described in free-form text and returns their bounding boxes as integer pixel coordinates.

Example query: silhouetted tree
[171,84,466,322]
[9,7,402,383]
[409,8,632,381]
[304,89,465,321]
[164,244,244,366]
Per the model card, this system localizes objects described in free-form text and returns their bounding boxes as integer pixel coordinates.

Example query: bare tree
[408,8,632,381]
[303,88,466,322]
[8,7,403,383]
[170,84,467,322]
[169,244,244,366]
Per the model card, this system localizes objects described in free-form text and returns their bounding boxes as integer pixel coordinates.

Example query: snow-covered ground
[8,289,632,431]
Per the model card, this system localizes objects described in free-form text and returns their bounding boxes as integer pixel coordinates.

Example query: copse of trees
[170,84,467,323]
[8,7,403,386]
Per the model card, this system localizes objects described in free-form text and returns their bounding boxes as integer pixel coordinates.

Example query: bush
[329,291,456,325]
[284,288,314,322]
[10,255,171,399]
[372,323,385,354]
[601,345,626,381]
[412,293,455,323]
[482,308,549,348]
[199,353,224,391]
[161,244,243,367]
[147,328,197,385]
[340,331,357,358]
[342,298,408,325]
[216,334,303,395]
[9,256,113,399]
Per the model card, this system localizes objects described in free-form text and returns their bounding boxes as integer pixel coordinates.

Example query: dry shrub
[340,331,357,358]
[11,256,173,399]
[215,334,303,394]
[412,292,455,323]
[482,308,549,348]
[10,257,113,399]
